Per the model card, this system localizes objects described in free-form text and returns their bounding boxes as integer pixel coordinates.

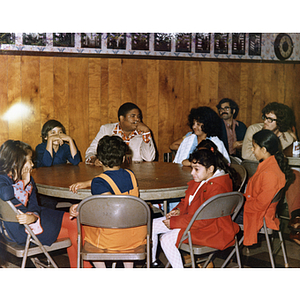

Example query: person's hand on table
[69,180,92,194]
[69,204,79,219]
[86,156,102,166]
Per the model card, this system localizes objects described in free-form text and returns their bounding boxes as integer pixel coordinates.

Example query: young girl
[152,147,240,268]
[243,129,295,246]
[35,119,80,168]
[69,135,147,268]
[0,140,90,268]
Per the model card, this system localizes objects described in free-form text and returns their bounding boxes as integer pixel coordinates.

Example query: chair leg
[21,234,31,268]
[221,235,244,268]
[188,232,196,268]
[234,235,242,268]
[202,253,214,268]
[263,220,275,268]
[278,230,289,268]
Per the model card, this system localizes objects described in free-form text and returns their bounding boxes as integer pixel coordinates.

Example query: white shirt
[85,122,156,162]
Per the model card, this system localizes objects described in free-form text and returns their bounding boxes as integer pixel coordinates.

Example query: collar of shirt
[112,123,140,145]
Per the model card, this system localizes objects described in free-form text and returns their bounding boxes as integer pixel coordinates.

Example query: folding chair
[0,198,71,268]
[76,194,151,268]
[241,159,259,178]
[166,191,244,268]
[229,155,242,165]
[231,163,247,192]
[223,187,289,268]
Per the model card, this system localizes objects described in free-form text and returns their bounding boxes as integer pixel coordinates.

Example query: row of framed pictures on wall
[0,33,263,56]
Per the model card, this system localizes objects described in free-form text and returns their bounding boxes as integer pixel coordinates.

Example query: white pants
[152,217,183,268]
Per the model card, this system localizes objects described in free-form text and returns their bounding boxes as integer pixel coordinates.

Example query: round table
[32,162,192,212]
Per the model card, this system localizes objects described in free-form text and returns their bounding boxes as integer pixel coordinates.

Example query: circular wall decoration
[274,33,293,60]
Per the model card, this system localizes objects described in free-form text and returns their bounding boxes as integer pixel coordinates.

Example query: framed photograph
[53,33,75,47]
[249,33,262,56]
[0,33,15,44]
[107,33,126,50]
[214,33,229,54]
[195,33,211,53]
[23,33,47,46]
[232,33,245,55]
[131,33,150,51]
[154,33,172,52]
[175,33,191,52]
[81,33,101,48]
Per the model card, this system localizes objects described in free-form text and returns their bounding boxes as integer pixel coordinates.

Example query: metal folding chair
[76,194,151,268]
[0,198,71,268]
[231,163,247,192]
[241,159,259,178]
[166,191,244,268]
[223,187,289,268]
[229,155,242,165]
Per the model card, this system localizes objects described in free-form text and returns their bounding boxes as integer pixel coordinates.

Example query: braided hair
[253,129,295,190]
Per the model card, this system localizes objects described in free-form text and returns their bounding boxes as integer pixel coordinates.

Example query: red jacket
[243,155,286,246]
[170,173,240,250]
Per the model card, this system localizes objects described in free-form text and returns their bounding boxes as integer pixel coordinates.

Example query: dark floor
[1,218,299,268]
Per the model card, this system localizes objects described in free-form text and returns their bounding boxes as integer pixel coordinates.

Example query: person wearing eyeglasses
[241,102,300,246]
[216,98,247,159]
[242,102,295,161]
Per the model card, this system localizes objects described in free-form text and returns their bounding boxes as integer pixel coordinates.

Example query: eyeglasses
[218,106,231,112]
[262,114,277,123]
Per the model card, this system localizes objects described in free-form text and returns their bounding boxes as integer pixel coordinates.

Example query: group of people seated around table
[0,100,299,268]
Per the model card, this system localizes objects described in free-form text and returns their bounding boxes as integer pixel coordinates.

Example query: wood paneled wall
[0,54,299,162]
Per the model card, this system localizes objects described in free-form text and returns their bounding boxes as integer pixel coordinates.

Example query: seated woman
[172,106,230,165]
[241,129,295,246]
[152,147,239,268]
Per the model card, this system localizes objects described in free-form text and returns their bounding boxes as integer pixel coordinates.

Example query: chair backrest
[0,198,19,222]
[271,187,286,205]
[77,194,151,231]
[178,192,244,248]
[230,156,242,165]
[241,159,259,178]
[230,164,247,192]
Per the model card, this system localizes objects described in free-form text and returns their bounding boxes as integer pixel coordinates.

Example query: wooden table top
[32,162,192,201]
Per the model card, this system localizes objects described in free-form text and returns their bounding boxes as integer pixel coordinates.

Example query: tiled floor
[1,218,299,268]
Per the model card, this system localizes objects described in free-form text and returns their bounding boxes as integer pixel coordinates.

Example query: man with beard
[85,102,156,165]
[242,102,295,161]
[216,98,247,159]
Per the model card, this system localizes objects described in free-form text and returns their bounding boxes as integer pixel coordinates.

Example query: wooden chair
[0,198,71,268]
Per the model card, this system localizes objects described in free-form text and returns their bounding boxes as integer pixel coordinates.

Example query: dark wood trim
[1,49,299,64]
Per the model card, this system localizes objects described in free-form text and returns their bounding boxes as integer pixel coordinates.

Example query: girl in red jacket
[152,145,239,268]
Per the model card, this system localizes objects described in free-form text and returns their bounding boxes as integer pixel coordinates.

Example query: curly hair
[262,102,295,132]
[188,106,222,138]
[216,98,240,119]
[96,135,128,168]
[0,140,33,182]
[253,129,295,190]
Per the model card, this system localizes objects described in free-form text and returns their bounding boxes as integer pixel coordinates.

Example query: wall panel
[0,54,299,162]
